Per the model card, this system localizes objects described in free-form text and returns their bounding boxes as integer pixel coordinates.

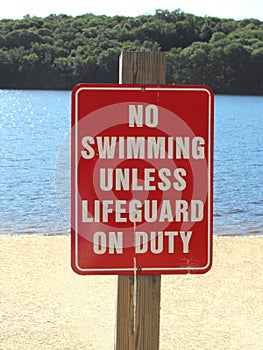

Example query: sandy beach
[0,235,262,350]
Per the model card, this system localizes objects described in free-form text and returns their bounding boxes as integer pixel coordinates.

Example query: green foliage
[0,11,262,93]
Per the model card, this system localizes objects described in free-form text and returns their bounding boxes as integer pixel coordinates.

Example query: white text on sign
[80,104,207,256]
[92,231,193,255]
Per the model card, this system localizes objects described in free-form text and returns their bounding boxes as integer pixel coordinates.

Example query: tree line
[0,10,262,94]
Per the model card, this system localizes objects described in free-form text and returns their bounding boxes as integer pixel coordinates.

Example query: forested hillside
[0,10,262,94]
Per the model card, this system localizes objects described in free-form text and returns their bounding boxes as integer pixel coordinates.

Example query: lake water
[0,90,262,236]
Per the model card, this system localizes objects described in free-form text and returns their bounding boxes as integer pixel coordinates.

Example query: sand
[0,235,262,350]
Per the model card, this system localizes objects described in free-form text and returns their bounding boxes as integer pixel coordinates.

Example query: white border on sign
[73,86,212,273]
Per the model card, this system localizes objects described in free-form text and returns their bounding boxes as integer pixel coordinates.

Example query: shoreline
[1,235,262,349]
[1,232,262,238]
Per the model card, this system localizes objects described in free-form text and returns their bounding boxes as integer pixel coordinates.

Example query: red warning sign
[71,84,214,275]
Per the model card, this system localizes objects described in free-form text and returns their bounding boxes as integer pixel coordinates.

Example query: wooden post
[116,275,135,350]
[116,51,166,350]
[119,51,166,84]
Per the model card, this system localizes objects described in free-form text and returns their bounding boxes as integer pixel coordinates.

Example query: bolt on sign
[71,84,214,275]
